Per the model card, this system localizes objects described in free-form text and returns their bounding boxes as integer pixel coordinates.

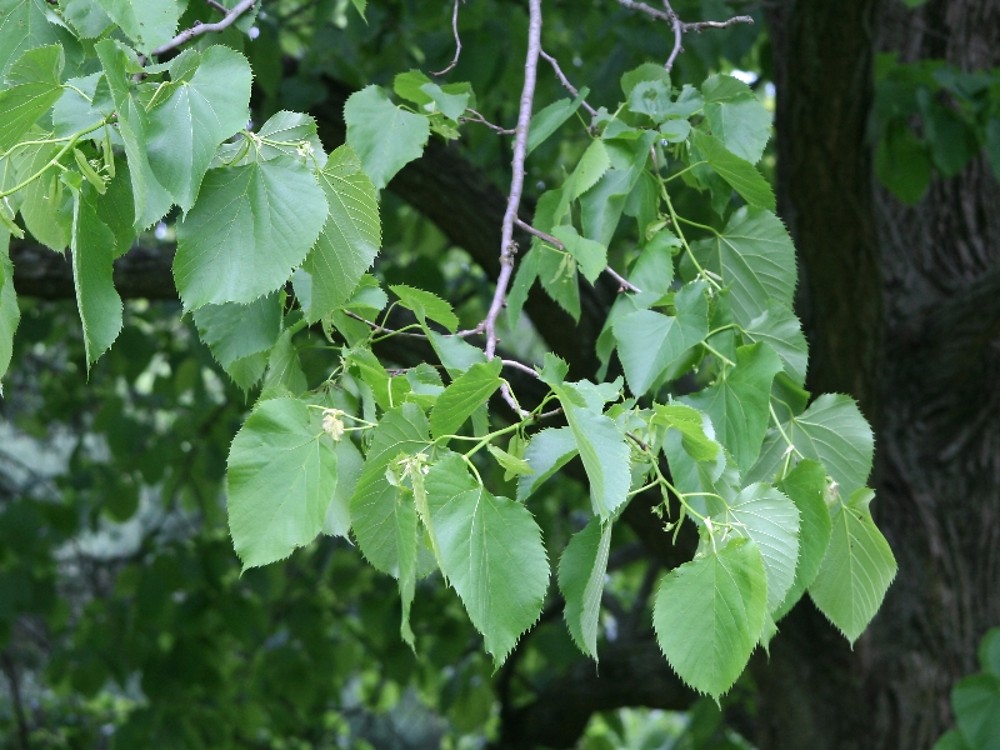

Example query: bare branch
[604,265,642,294]
[432,0,464,76]
[539,50,597,119]
[150,0,257,59]
[482,0,543,367]
[617,0,754,71]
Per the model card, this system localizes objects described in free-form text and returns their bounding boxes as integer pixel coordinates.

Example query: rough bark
[760,1,1000,748]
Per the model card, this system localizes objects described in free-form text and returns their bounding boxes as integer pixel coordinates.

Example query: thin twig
[540,50,598,119]
[604,266,642,294]
[151,0,257,58]
[515,218,642,294]
[483,0,542,362]
[462,109,516,135]
[617,0,753,71]
[501,358,540,377]
[432,0,464,76]
[480,0,543,416]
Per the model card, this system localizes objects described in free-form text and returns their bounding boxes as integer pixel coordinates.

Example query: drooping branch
[432,0,464,76]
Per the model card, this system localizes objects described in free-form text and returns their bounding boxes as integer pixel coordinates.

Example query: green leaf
[809,488,897,644]
[428,330,486,375]
[692,207,796,328]
[953,674,1000,750]
[93,0,182,53]
[692,130,775,211]
[702,74,772,164]
[62,0,113,37]
[256,110,327,165]
[980,628,1000,676]
[13,139,72,251]
[743,304,809,386]
[568,139,611,200]
[345,347,410,411]
[301,145,381,322]
[344,85,430,190]
[227,398,339,570]
[0,0,65,77]
[517,427,579,501]
[722,483,800,613]
[527,89,587,155]
[174,157,328,309]
[0,45,64,152]
[774,460,833,619]
[536,243,580,321]
[71,185,122,366]
[389,284,459,332]
[654,537,767,700]
[192,294,281,389]
[323,439,363,539]
[579,132,657,247]
[614,281,709,396]
[426,453,549,666]
[430,359,503,439]
[95,40,174,230]
[486,444,534,478]
[684,343,782,473]
[0,232,19,391]
[558,518,612,660]
[146,46,253,210]
[349,403,429,575]
[553,382,631,519]
[551,225,606,285]
[750,393,875,495]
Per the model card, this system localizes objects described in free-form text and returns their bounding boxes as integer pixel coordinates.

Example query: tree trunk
[760,0,1000,747]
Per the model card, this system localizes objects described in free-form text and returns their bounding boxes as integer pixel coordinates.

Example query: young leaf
[174,157,328,309]
[691,207,796,328]
[71,185,122,366]
[683,343,783,473]
[430,359,503,439]
[809,488,897,644]
[653,537,767,700]
[750,393,875,495]
[146,46,253,210]
[553,382,631,519]
[558,518,613,660]
[701,74,772,164]
[551,225,607,285]
[692,130,775,211]
[227,398,339,570]
[527,89,588,155]
[390,284,459,332]
[426,453,549,666]
[614,280,709,396]
[344,85,430,190]
[428,330,487,375]
[301,145,381,322]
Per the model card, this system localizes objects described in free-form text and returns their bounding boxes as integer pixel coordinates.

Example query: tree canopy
[2,0,998,748]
